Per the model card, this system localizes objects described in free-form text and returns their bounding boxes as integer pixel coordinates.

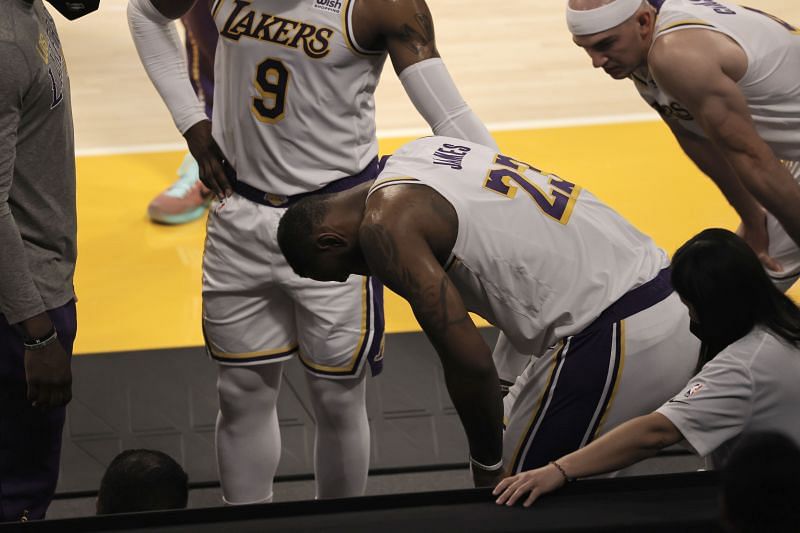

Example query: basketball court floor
[40,0,800,517]
[61,0,800,355]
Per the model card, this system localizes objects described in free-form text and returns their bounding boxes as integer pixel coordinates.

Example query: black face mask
[690,317,751,369]
[45,0,100,20]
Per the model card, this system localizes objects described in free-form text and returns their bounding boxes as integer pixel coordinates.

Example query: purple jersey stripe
[514,323,619,473]
[510,269,674,473]
[299,275,384,378]
[509,341,568,474]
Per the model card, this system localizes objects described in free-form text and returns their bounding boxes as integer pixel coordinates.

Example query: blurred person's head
[671,228,800,368]
[96,449,188,515]
[720,431,800,532]
[45,0,100,20]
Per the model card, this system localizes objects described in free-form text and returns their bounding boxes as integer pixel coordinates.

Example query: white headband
[566,0,643,36]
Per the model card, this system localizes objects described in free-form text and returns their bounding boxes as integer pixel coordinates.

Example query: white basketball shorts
[201,194,384,379]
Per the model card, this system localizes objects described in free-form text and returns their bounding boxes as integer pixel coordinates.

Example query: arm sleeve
[399,58,498,150]
[0,43,46,323]
[656,351,754,458]
[127,0,207,134]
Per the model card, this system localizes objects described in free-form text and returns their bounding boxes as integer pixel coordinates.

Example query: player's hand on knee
[24,341,73,409]
[183,120,233,201]
[493,464,566,507]
[737,214,783,272]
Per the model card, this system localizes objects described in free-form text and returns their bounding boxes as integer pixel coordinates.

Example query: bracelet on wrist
[549,461,575,483]
[469,455,503,472]
[23,328,59,351]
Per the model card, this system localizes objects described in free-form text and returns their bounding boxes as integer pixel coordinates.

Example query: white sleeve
[127,0,207,134]
[656,352,754,457]
[399,58,498,150]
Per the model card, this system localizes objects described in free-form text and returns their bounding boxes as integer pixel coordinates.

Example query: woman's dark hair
[671,228,800,368]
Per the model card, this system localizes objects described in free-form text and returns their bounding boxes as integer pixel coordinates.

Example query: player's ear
[317,232,348,250]
[636,9,653,34]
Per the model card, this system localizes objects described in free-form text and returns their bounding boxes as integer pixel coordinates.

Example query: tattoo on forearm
[397,13,434,55]
[360,223,469,337]
[429,276,471,332]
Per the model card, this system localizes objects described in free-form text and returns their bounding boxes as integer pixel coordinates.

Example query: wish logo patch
[313,0,342,14]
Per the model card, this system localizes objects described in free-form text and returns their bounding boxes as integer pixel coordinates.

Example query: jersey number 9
[252,58,290,123]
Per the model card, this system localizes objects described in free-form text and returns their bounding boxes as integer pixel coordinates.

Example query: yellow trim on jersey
[297,277,369,373]
[211,0,225,20]
[556,181,582,226]
[657,19,715,33]
[208,342,299,360]
[509,341,564,472]
[341,0,385,57]
[591,320,627,439]
[369,176,422,196]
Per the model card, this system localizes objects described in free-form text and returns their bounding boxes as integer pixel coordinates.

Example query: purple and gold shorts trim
[298,277,385,378]
[509,268,673,473]
[206,341,300,365]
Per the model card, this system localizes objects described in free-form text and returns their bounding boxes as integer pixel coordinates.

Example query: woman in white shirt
[494,228,800,507]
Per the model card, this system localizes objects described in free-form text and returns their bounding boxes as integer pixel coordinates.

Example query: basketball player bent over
[278,136,700,480]
[128,0,497,502]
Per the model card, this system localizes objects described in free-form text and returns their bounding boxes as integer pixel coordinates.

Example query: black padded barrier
[2,471,722,532]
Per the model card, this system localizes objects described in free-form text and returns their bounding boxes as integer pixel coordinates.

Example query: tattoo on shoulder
[397,13,435,55]
[360,223,469,336]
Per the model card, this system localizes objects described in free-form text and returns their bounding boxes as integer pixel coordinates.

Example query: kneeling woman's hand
[492,462,567,507]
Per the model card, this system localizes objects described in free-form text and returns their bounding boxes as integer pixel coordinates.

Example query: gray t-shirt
[657,326,800,467]
[0,0,76,324]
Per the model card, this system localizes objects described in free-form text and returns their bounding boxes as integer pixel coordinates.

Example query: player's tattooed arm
[354,0,441,73]
[359,224,469,335]
[359,220,503,472]
[393,10,435,57]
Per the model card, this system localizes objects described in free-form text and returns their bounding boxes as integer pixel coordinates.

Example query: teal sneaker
[147,153,212,225]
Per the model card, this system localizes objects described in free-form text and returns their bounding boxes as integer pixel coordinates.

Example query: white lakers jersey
[370,137,669,356]
[633,0,800,161]
[211,0,387,194]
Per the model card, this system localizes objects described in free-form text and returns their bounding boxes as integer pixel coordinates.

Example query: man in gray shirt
[0,0,92,521]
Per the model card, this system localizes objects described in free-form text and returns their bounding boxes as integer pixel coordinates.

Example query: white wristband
[127,0,207,134]
[400,58,498,150]
[469,455,503,472]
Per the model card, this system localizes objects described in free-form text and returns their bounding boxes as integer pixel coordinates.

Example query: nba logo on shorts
[313,0,342,14]
[684,383,704,398]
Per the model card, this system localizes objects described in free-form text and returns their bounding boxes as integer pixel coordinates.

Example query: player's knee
[217,366,278,411]
[309,378,366,426]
